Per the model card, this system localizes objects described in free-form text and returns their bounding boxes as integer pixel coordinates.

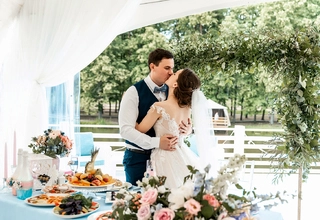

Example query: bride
[135,68,216,189]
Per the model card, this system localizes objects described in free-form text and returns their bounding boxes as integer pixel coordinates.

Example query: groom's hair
[174,68,201,108]
[148,48,174,70]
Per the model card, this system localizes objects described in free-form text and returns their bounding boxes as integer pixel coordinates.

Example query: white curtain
[46,72,80,134]
[0,0,140,178]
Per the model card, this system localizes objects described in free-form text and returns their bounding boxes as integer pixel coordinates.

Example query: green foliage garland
[173,26,320,180]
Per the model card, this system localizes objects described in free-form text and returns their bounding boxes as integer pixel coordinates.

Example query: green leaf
[201,203,214,219]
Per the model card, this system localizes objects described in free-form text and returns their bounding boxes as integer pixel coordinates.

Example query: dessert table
[0,189,284,220]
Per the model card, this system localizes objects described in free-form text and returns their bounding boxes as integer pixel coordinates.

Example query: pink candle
[13,131,17,167]
[4,142,8,179]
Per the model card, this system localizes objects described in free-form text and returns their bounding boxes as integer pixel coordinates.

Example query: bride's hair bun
[174,68,201,107]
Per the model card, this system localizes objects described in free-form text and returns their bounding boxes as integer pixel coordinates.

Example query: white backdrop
[0,0,280,179]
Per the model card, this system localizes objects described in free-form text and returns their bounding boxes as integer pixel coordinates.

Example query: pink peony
[153,208,175,220]
[136,203,151,220]
[218,212,236,220]
[140,188,158,205]
[203,194,220,208]
[183,198,201,215]
[49,130,61,139]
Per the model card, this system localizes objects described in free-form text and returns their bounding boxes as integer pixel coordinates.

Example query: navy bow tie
[153,86,167,93]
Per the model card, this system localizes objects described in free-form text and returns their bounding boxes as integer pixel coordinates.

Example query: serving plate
[68,182,116,193]
[87,210,113,220]
[43,184,76,194]
[112,182,132,190]
[68,182,114,189]
[25,194,65,207]
[53,202,100,219]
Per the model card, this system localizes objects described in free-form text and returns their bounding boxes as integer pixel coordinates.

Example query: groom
[119,48,185,185]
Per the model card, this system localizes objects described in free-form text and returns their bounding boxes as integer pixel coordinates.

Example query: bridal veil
[191,89,222,177]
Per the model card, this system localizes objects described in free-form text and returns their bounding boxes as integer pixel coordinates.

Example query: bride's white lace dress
[150,105,202,189]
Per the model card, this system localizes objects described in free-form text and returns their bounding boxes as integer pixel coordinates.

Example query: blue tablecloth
[0,189,283,220]
[0,190,113,220]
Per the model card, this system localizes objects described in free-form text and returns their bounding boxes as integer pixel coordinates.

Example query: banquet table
[0,189,284,220]
[0,190,114,220]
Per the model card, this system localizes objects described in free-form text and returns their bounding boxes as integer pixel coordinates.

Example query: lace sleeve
[150,104,165,115]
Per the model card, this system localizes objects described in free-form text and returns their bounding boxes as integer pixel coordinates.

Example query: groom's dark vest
[125,80,168,150]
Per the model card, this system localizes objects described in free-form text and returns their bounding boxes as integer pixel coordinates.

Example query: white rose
[157,185,167,194]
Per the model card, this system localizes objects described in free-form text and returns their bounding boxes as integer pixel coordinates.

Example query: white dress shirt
[119,75,165,150]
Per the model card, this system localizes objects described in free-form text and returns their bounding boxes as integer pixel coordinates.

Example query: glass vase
[17,188,32,200]
[10,149,23,196]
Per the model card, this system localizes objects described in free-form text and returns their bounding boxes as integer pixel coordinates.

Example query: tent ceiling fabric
[122,0,281,33]
[0,0,23,46]
[0,0,23,30]
[0,0,281,39]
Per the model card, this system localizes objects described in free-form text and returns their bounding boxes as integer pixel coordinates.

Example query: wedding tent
[207,99,231,127]
[0,0,280,177]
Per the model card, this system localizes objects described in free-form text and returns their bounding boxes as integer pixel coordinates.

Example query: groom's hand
[179,118,192,135]
[160,135,177,151]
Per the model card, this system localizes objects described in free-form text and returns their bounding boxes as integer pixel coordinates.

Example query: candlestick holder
[0,177,11,193]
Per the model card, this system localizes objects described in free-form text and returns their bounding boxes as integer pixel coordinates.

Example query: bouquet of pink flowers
[111,154,285,220]
[28,129,73,158]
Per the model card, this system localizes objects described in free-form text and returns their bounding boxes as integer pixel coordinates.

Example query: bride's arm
[135,105,161,133]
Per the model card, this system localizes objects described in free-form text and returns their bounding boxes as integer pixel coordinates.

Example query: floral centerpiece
[111,154,287,220]
[28,129,73,158]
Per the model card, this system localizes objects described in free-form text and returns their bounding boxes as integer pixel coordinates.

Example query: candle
[13,130,17,167]
[4,142,8,179]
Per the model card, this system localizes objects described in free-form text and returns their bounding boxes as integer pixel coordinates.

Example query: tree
[80,26,170,115]
[81,55,115,117]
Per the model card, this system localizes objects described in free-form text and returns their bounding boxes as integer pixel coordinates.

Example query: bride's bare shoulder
[152,101,173,113]
[153,100,169,107]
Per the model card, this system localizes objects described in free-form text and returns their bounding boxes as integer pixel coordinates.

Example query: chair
[238,160,255,192]
[73,132,109,174]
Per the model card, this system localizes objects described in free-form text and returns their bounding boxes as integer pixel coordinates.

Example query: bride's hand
[179,118,192,135]
[159,135,178,151]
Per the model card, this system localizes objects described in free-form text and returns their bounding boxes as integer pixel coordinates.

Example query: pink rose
[140,188,158,205]
[136,203,151,220]
[184,198,201,215]
[203,194,220,208]
[60,135,73,149]
[153,208,175,220]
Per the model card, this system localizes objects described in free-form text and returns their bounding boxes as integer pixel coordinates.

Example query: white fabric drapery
[0,0,140,177]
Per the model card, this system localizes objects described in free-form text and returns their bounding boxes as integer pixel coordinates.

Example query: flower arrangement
[7,178,22,189]
[12,181,22,189]
[111,154,287,220]
[28,129,73,158]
